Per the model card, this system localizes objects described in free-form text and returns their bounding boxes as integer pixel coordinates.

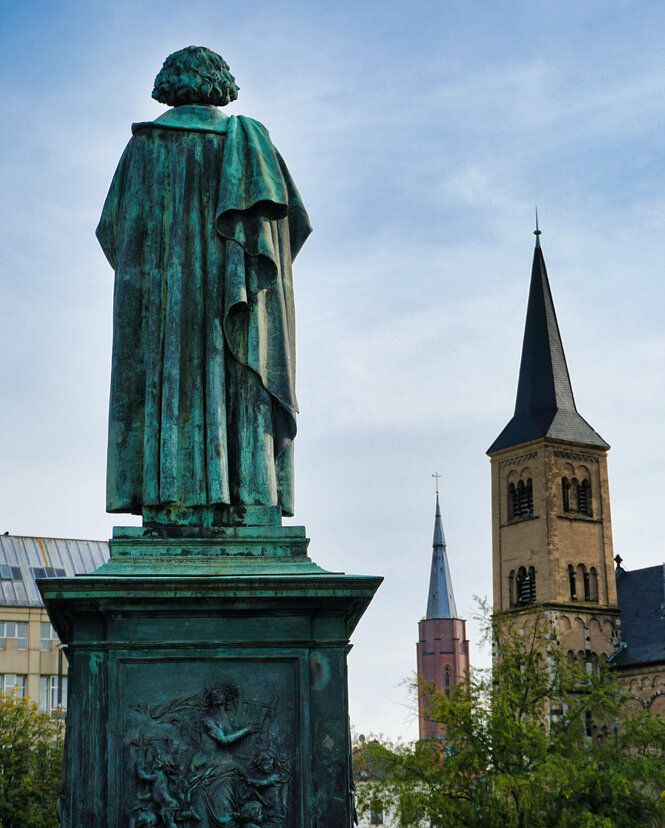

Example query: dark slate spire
[488,236,608,454]
[426,494,458,619]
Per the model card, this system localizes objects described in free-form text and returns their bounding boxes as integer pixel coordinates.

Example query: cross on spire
[432,472,441,494]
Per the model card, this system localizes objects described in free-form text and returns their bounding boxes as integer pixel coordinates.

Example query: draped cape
[97,106,311,516]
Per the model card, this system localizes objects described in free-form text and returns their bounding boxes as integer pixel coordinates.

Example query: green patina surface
[39,47,381,827]
[98,100,310,526]
[40,544,381,827]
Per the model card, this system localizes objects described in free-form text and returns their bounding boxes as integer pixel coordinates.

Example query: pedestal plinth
[39,526,381,828]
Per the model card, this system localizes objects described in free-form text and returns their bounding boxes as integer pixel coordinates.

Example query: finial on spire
[534,207,541,248]
[432,472,441,494]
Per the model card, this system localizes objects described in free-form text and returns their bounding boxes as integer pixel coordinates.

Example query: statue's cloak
[97,106,311,516]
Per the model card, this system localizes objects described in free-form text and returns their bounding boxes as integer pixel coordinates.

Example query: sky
[1,0,665,741]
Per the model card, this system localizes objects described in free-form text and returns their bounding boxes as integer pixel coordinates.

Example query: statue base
[39,527,381,828]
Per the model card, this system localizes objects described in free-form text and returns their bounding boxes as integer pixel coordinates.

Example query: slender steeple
[488,230,608,453]
[426,493,458,619]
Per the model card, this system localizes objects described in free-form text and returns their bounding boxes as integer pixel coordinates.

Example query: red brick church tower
[416,488,470,739]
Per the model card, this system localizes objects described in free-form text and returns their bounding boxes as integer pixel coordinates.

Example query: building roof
[425,494,458,619]
[488,242,608,454]
[0,535,108,607]
[612,564,665,669]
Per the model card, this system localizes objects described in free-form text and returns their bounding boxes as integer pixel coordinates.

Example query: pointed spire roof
[426,493,458,619]
[488,235,608,454]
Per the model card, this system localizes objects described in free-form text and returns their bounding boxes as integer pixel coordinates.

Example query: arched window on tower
[562,477,570,512]
[516,567,526,604]
[508,570,516,607]
[577,564,588,601]
[516,566,536,606]
[510,479,534,520]
[578,480,592,516]
[568,564,577,600]
[528,566,536,603]
[516,481,527,516]
[508,483,516,521]
[589,567,599,602]
[569,478,579,512]
[444,665,451,696]
[583,567,591,601]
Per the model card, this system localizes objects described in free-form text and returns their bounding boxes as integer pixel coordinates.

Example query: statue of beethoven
[96,47,311,527]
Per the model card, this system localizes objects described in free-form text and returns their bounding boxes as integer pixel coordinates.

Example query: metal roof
[612,564,665,669]
[488,243,608,454]
[0,536,108,607]
[425,494,458,620]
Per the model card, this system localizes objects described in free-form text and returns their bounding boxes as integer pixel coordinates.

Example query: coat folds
[97,105,311,518]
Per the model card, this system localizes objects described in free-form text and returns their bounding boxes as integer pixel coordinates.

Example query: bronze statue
[97,46,311,527]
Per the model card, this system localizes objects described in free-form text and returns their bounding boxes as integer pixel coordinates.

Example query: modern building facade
[0,535,108,713]
[416,492,469,740]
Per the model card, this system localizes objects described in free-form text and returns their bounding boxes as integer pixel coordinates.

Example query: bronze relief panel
[117,658,301,828]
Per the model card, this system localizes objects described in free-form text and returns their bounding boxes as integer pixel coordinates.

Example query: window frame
[39,675,68,716]
[0,673,26,698]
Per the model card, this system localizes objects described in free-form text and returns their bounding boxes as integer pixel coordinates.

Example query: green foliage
[0,694,63,828]
[356,605,665,828]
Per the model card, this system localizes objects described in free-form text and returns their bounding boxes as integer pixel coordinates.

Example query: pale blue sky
[1,1,665,739]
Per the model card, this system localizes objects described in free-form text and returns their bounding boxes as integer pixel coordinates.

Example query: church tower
[417,489,470,740]
[487,230,620,666]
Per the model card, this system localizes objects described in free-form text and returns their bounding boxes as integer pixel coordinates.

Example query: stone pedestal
[39,526,381,828]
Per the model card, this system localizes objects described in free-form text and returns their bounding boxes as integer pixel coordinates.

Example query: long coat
[97,105,311,517]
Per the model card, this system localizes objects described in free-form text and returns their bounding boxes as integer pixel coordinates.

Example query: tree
[356,605,665,828]
[0,694,63,827]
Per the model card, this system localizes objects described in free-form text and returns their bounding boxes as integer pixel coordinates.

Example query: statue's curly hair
[152,46,239,107]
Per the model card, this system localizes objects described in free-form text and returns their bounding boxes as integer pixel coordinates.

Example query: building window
[509,479,533,521]
[508,570,516,607]
[562,477,570,511]
[40,623,59,651]
[562,477,592,516]
[0,674,26,698]
[576,564,590,601]
[370,800,384,825]
[0,565,22,581]
[39,675,67,715]
[31,566,66,580]
[444,666,451,696]
[568,564,576,600]
[0,621,28,650]
[589,567,599,602]
[578,480,592,515]
[516,566,536,606]
[583,569,591,601]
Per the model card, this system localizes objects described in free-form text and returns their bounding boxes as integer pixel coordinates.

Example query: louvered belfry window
[578,480,591,515]
[509,479,533,521]
[562,477,592,516]
[516,566,536,606]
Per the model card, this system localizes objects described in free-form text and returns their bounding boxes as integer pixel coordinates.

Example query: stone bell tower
[487,229,620,666]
